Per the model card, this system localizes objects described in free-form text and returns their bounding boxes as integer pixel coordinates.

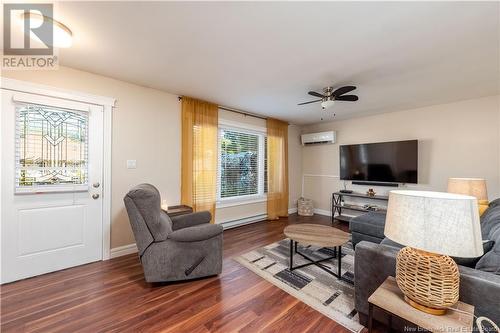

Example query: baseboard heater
[352,181,399,187]
[221,214,267,230]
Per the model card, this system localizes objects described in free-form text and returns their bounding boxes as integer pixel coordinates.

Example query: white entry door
[1,89,104,284]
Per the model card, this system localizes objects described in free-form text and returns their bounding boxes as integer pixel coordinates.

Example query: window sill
[216,195,267,209]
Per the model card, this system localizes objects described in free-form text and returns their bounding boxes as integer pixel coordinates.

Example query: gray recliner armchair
[124,184,223,283]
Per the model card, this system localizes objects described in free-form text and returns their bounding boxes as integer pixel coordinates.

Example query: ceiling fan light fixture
[298,85,357,107]
[321,99,335,110]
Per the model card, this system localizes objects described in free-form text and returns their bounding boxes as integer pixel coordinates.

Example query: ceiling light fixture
[321,99,335,110]
[20,12,73,48]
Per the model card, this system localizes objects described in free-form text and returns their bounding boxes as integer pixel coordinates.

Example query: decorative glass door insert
[15,103,89,193]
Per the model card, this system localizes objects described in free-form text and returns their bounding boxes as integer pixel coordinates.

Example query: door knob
[93,182,100,188]
[92,194,100,199]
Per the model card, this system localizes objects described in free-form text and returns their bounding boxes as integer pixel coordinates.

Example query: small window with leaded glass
[15,103,89,193]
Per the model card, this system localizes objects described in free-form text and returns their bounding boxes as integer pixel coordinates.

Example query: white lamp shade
[447,178,488,201]
[384,190,483,257]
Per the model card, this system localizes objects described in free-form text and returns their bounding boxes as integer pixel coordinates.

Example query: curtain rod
[178,96,267,120]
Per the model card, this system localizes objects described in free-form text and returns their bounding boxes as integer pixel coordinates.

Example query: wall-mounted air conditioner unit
[301,131,336,145]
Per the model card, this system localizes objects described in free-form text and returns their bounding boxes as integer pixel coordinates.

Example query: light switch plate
[127,160,137,169]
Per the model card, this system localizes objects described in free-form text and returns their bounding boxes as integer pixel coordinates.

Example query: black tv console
[332,192,389,224]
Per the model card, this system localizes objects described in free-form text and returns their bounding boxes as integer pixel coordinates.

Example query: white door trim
[1,77,115,260]
[1,77,116,106]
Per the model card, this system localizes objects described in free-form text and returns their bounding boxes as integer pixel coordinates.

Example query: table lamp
[447,178,488,216]
[161,199,169,211]
[384,190,483,315]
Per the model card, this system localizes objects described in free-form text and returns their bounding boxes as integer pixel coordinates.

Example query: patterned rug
[235,239,364,333]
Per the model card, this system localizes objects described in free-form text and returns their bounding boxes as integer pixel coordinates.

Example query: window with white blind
[218,127,266,203]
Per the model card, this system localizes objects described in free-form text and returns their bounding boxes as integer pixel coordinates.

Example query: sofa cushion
[481,202,500,240]
[488,198,500,209]
[350,212,386,239]
[453,240,495,268]
[476,202,500,274]
[380,237,404,249]
[475,251,500,274]
[125,184,172,242]
[352,232,384,247]
[476,225,500,274]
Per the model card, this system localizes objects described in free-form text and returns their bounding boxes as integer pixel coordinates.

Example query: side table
[162,204,193,217]
[368,276,474,332]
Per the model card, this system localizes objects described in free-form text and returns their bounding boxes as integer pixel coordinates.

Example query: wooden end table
[368,276,474,333]
[283,223,351,283]
[161,204,193,217]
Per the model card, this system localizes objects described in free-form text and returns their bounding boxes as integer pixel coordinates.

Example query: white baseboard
[313,208,332,216]
[288,207,298,214]
[110,243,138,258]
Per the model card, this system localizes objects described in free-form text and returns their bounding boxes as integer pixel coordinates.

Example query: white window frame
[217,119,267,208]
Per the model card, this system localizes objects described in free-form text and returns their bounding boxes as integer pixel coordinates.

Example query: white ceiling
[56,2,499,124]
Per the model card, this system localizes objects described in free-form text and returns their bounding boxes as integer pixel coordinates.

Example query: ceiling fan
[298,86,359,109]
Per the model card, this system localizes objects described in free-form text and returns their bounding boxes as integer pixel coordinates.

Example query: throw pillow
[452,240,494,267]
[476,225,500,274]
[480,202,500,239]
[488,198,500,208]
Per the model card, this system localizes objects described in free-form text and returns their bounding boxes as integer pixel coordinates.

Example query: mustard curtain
[267,118,289,220]
[181,97,218,220]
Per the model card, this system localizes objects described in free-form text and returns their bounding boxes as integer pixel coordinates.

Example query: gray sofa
[350,211,386,247]
[124,184,223,283]
[354,199,500,328]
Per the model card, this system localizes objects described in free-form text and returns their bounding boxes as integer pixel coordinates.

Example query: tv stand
[332,192,389,223]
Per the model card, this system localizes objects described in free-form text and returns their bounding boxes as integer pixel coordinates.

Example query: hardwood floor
[1,214,361,333]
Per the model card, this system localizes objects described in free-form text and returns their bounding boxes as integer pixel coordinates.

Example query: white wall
[2,67,181,248]
[2,68,303,247]
[301,95,500,213]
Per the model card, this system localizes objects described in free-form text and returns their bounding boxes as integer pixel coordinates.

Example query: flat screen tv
[339,140,418,184]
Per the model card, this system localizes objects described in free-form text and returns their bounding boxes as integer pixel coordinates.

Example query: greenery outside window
[217,126,266,204]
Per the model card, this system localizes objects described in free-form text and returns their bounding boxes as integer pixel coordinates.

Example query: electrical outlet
[127,160,137,169]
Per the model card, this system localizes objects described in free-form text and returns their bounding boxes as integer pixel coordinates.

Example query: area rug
[235,239,364,333]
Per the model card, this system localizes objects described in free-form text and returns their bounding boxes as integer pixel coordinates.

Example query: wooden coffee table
[284,223,351,282]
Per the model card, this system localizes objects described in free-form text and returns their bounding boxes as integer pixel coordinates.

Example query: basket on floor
[298,197,314,216]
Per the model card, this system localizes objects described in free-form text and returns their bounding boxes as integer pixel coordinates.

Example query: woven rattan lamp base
[396,247,459,315]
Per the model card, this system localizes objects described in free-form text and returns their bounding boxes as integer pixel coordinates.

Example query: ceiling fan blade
[308,91,325,98]
[332,86,356,97]
[298,99,322,105]
[335,95,358,102]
